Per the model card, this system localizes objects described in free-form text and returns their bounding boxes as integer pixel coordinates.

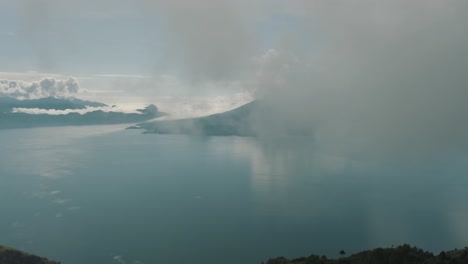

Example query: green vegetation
[265,245,468,264]
[0,245,60,264]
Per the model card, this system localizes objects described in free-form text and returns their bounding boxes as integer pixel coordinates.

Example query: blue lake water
[1,125,468,264]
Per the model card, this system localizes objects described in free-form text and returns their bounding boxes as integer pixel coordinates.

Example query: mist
[12,0,468,162]
[4,1,468,262]
[252,0,468,163]
[146,0,468,163]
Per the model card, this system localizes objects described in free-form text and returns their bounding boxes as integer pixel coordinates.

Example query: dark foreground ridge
[265,245,468,264]
[0,245,60,264]
[2,244,467,264]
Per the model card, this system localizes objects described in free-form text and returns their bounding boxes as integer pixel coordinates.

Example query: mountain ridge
[0,96,166,129]
[0,245,60,264]
[0,96,107,113]
[133,100,258,136]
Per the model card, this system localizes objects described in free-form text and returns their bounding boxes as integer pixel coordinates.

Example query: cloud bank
[0,77,80,99]
[248,0,468,163]
[11,105,139,115]
[144,0,262,81]
[99,0,468,163]
[12,0,468,163]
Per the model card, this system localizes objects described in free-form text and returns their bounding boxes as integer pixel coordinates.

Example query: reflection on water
[233,136,468,255]
[0,126,468,264]
[0,125,128,178]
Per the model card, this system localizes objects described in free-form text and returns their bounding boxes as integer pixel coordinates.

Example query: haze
[1,1,468,263]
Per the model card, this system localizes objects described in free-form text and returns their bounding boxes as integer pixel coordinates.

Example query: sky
[0,0,280,113]
[1,0,468,162]
[0,0,286,100]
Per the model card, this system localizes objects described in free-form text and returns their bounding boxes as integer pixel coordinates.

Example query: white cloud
[93,74,151,79]
[67,206,81,211]
[48,190,62,195]
[10,0,468,164]
[0,77,80,99]
[12,105,141,115]
[251,0,468,163]
[144,93,253,120]
[113,256,126,264]
[52,198,70,204]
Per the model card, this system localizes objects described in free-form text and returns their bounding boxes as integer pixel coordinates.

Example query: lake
[1,125,468,264]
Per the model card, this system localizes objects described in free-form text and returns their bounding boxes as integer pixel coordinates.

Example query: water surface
[1,125,468,264]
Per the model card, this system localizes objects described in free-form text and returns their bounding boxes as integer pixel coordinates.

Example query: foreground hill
[2,244,467,264]
[266,244,468,264]
[0,245,59,264]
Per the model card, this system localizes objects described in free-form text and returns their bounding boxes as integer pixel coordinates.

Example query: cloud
[92,74,151,79]
[113,256,126,264]
[251,0,468,163]
[55,212,64,218]
[52,198,70,204]
[146,93,253,119]
[67,206,81,211]
[12,105,140,115]
[48,190,62,195]
[126,0,468,164]
[11,0,468,163]
[0,77,80,99]
[144,0,265,81]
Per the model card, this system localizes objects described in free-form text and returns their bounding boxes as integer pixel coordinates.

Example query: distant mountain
[0,96,166,129]
[134,100,315,137]
[0,96,107,113]
[133,101,258,136]
[0,245,60,264]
